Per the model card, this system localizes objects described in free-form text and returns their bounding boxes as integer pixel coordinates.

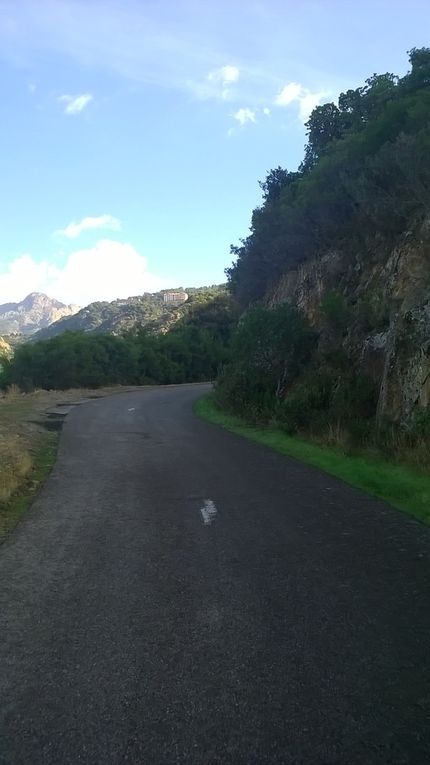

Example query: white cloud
[298,92,325,121]
[59,93,93,115]
[233,107,256,126]
[55,214,121,239]
[0,241,165,306]
[263,107,271,116]
[274,81,326,122]
[192,64,240,100]
[0,256,59,304]
[275,82,302,106]
[208,65,239,86]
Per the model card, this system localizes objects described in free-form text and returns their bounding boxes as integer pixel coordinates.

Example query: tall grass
[0,435,33,506]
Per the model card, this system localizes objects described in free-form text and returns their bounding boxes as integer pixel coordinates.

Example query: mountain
[0,293,80,336]
[32,286,225,341]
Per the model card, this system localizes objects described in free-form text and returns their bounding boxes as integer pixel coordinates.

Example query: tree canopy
[227,48,430,305]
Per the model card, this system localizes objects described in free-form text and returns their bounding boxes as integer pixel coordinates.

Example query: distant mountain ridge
[32,286,224,341]
[0,293,80,336]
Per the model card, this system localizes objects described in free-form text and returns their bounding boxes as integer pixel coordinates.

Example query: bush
[278,373,334,433]
[320,291,350,332]
[410,407,430,440]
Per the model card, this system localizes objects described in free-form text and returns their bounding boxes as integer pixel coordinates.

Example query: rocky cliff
[268,218,430,424]
[0,293,80,336]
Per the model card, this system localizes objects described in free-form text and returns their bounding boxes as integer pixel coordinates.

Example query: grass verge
[195,394,430,525]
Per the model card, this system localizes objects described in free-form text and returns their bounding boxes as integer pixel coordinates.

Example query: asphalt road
[1,384,430,764]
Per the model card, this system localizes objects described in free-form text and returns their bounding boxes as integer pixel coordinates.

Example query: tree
[407,47,430,88]
[302,102,343,170]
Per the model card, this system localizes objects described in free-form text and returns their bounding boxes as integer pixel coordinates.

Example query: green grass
[0,433,59,541]
[195,394,430,525]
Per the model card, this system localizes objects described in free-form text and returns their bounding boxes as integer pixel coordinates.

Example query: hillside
[0,293,79,336]
[1,288,236,390]
[219,47,430,456]
[32,286,224,341]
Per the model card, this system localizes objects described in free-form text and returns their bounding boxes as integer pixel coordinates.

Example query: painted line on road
[200,499,218,526]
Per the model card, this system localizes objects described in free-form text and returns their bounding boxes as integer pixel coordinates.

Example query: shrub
[320,291,350,332]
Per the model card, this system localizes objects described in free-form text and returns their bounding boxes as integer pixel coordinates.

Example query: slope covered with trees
[227,48,430,305]
[0,291,238,390]
[32,286,224,341]
[219,48,430,466]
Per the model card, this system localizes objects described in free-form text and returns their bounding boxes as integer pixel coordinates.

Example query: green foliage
[216,300,379,446]
[227,48,430,306]
[410,408,430,440]
[219,46,430,463]
[320,291,350,332]
[278,373,333,434]
[275,369,378,438]
[0,293,236,391]
[356,290,390,332]
[216,304,317,417]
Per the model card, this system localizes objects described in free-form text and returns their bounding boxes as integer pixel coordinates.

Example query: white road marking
[128,407,135,412]
[200,499,218,526]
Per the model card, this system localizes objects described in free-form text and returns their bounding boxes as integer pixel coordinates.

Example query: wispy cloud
[190,63,241,100]
[275,81,326,122]
[59,93,93,115]
[0,2,337,116]
[55,215,121,239]
[208,65,239,86]
[207,64,239,99]
[275,82,303,107]
[233,107,256,126]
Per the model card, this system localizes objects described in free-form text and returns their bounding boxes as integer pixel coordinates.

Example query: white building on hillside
[163,291,188,304]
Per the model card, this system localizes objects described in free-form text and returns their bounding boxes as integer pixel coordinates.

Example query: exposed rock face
[267,219,430,424]
[0,293,80,336]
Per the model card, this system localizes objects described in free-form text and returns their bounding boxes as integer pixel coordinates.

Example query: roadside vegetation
[0,386,132,539]
[214,303,430,472]
[196,395,430,525]
[213,47,430,485]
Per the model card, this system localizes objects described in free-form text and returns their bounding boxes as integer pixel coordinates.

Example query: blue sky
[0,0,428,306]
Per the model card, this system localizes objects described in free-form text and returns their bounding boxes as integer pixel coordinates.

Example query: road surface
[1,384,430,764]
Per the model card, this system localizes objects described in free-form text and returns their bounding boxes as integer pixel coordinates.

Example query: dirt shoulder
[0,385,139,540]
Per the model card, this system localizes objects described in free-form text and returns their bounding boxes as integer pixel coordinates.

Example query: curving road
[1,384,430,764]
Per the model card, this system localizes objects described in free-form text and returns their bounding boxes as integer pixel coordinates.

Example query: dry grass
[0,385,136,537]
[0,435,33,504]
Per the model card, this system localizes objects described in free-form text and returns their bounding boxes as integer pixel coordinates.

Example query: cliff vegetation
[220,48,430,468]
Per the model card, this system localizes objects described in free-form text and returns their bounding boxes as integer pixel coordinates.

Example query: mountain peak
[0,294,80,336]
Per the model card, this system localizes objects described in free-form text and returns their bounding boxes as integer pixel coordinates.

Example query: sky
[0,0,428,306]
